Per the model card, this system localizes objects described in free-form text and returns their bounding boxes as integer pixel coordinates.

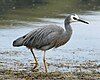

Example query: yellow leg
[43,51,48,73]
[30,49,38,69]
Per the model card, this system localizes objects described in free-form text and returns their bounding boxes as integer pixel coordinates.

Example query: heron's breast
[54,32,72,48]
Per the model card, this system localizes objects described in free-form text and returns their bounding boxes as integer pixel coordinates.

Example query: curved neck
[64,21,72,32]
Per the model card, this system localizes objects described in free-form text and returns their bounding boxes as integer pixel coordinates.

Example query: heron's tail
[13,37,24,47]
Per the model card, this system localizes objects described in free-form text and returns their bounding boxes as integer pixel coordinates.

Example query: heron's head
[65,14,89,24]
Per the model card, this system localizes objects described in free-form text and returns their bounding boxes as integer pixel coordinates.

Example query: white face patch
[70,14,79,23]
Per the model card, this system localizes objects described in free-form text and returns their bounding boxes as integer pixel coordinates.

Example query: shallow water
[0,11,100,72]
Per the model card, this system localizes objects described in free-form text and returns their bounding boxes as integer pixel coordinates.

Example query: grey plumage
[13,24,72,50]
[13,14,89,72]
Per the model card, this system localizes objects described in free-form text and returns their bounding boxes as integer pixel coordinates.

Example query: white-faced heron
[13,14,89,72]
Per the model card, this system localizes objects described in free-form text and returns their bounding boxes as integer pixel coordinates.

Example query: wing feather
[23,25,64,49]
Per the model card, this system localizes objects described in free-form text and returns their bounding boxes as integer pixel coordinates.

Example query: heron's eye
[73,17,77,20]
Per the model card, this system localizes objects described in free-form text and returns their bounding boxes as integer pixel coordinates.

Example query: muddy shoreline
[0,70,100,80]
[0,51,100,80]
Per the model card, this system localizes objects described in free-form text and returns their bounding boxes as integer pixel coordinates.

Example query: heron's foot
[31,67,39,72]
[33,62,38,69]
[43,59,48,73]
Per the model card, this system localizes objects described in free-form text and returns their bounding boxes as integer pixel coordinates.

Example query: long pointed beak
[77,19,89,24]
